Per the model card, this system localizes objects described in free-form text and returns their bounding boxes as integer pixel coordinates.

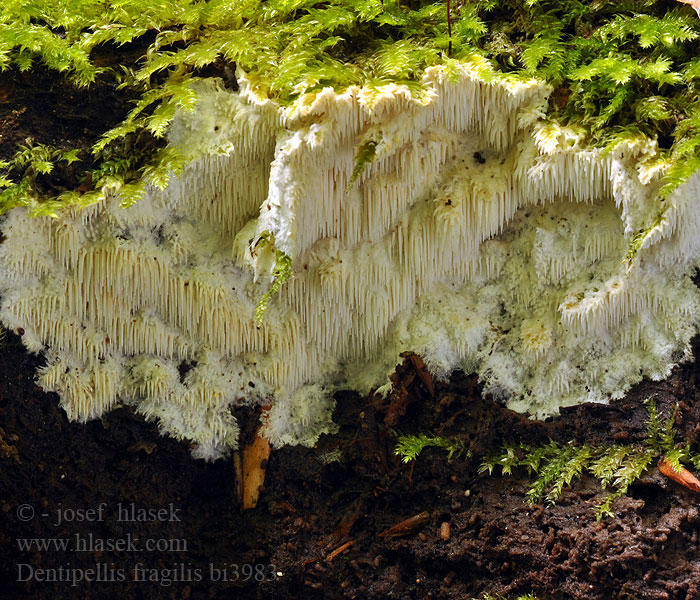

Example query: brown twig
[328,497,365,547]
[378,511,430,538]
[326,540,355,561]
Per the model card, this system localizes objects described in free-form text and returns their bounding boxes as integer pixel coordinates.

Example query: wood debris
[658,458,700,493]
[326,540,355,562]
[405,352,435,397]
[378,511,430,538]
[328,498,365,547]
[237,421,272,510]
[440,521,451,541]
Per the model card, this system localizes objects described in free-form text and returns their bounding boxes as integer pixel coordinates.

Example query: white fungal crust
[1,68,699,456]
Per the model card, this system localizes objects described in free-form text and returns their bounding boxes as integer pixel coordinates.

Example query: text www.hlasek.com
[17,533,187,553]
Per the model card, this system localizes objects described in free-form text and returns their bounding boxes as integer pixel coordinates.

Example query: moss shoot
[0,0,699,217]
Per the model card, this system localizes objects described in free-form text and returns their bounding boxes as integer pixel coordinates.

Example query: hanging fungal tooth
[1,65,699,457]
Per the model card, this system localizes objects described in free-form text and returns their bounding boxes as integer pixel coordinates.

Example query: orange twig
[658,458,700,492]
[326,540,355,562]
[241,421,272,510]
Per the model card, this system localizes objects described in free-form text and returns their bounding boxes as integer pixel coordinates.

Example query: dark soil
[2,328,700,600]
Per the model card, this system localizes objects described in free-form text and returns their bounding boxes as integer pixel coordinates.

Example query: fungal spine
[1,66,699,458]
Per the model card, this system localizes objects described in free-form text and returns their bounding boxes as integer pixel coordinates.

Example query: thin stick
[326,540,355,561]
[378,511,430,538]
[447,0,453,57]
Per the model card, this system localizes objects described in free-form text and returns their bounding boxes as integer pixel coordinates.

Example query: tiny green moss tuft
[394,432,467,463]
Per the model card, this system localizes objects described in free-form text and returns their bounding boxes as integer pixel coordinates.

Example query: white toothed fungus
[2,66,699,458]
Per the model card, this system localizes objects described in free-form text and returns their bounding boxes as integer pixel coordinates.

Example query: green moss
[347,137,379,190]
[394,432,467,462]
[252,231,294,324]
[479,398,700,520]
[395,400,700,522]
[1,0,699,220]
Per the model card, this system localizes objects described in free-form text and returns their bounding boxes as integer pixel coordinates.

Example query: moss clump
[396,400,700,521]
[0,1,699,217]
[479,399,700,520]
